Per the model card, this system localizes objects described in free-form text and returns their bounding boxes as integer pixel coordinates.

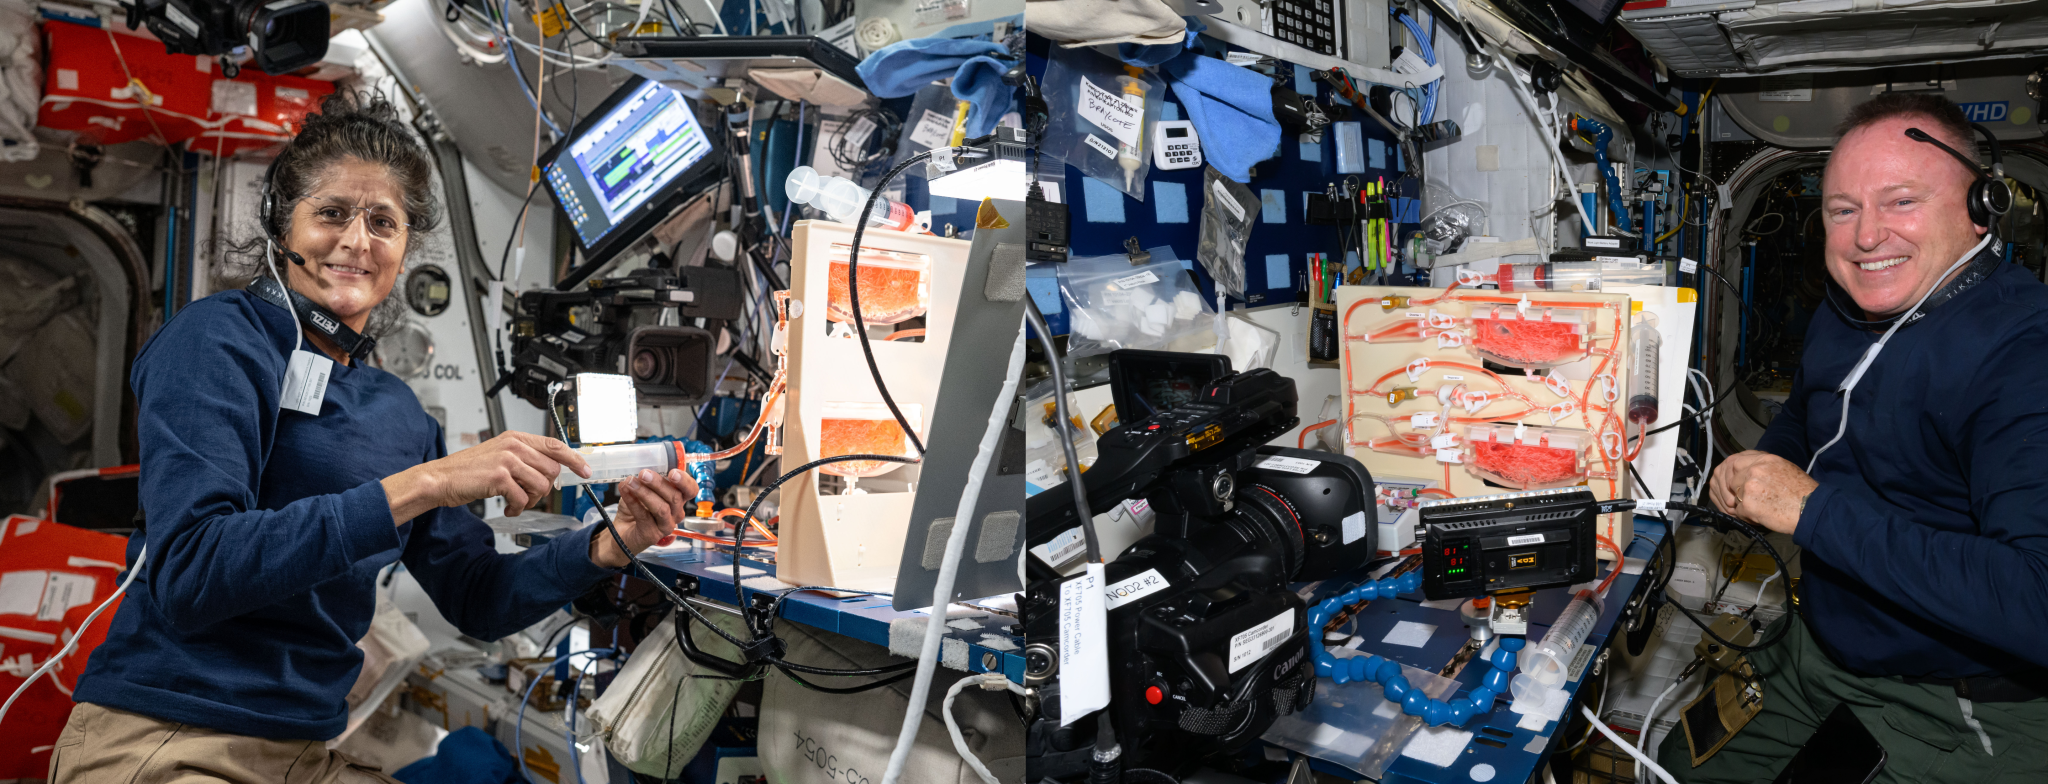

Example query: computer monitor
[540,76,721,274]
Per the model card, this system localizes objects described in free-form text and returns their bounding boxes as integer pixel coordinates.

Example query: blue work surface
[631,546,1028,684]
[1293,515,1663,782]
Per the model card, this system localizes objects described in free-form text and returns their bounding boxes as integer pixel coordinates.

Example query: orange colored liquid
[819,418,910,477]
[827,260,926,324]
[1471,318,1583,367]
[1470,440,1582,488]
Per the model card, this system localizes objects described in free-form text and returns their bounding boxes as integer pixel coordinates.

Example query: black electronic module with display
[1417,487,1600,600]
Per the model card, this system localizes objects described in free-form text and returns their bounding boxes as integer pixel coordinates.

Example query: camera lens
[631,347,666,382]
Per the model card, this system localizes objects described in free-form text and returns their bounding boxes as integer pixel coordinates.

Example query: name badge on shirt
[281,349,332,415]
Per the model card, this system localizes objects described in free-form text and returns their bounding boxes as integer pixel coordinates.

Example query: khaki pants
[48,702,402,784]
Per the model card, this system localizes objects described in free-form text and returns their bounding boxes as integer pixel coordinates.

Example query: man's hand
[1710,450,1818,535]
[589,468,701,569]
[383,431,590,524]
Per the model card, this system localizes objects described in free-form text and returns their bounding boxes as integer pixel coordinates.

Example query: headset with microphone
[1903,123,2012,229]
[1805,123,2009,471]
[251,153,377,364]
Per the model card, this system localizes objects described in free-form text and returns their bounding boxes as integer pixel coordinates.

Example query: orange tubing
[687,370,785,463]
[1418,488,1456,498]
[1299,419,1337,448]
[884,329,927,340]
[1595,534,1626,595]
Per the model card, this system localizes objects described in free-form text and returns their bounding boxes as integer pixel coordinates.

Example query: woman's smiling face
[281,157,411,331]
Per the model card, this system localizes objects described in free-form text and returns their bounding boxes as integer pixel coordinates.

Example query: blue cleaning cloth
[393,727,521,784]
[857,38,1014,138]
[1119,19,1278,183]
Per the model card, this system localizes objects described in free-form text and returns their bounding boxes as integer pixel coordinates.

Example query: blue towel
[857,38,1014,138]
[1119,19,1278,183]
[393,727,521,784]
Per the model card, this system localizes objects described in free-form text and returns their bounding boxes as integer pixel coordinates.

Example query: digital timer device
[1153,120,1202,171]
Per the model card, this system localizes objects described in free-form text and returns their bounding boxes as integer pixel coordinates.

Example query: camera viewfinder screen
[545,80,711,249]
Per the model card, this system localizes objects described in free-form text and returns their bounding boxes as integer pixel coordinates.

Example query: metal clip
[1125,237,1151,266]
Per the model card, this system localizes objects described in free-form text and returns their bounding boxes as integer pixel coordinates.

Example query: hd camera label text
[1103,568,1171,611]
[1228,611,1294,673]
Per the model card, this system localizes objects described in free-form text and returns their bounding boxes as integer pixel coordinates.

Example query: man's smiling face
[1820,115,1989,319]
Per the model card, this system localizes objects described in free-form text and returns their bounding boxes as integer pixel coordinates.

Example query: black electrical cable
[1023,296,1099,563]
[495,184,542,281]
[542,390,916,682]
[1637,502,1797,654]
[846,149,939,455]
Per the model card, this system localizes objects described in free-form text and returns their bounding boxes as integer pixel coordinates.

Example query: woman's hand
[382,431,590,524]
[590,468,701,569]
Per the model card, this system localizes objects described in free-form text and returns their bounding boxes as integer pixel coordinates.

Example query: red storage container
[38,20,333,155]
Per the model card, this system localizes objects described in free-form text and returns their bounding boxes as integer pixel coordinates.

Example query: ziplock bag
[1057,248,1214,357]
[1198,165,1259,297]
[1043,44,1164,201]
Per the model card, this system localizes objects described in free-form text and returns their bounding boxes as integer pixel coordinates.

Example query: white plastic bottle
[555,442,680,488]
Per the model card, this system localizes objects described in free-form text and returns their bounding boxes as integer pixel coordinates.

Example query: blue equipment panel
[1293,516,1664,782]
[1023,34,1421,336]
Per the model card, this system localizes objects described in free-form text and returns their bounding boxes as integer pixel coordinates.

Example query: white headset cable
[1807,232,1993,472]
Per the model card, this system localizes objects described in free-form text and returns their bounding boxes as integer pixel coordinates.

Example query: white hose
[1581,704,1679,784]
[1806,232,1993,472]
[944,672,1026,784]
[1636,668,1691,761]
[1491,43,1599,238]
[879,322,1029,784]
[1753,569,1782,608]
[0,545,146,727]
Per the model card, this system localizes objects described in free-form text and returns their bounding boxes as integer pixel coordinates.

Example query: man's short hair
[1834,92,1973,151]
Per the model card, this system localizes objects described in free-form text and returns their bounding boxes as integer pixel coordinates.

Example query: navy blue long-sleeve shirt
[1758,251,2048,680]
[73,289,617,740]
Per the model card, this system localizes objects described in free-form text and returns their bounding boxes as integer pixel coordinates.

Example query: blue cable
[1394,10,1440,125]
[1307,572,1523,727]
[499,0,566,138]
[516,648,613,783]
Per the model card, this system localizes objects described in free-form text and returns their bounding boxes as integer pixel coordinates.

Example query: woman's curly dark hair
[218,90,440,338]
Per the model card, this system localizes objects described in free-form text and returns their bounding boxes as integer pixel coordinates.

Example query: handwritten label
[1079,76,1144,146]
[906,109,953,150]
[1680,257,1699,274]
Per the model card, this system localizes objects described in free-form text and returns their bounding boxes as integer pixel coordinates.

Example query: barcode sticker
[1507,533,1546,546]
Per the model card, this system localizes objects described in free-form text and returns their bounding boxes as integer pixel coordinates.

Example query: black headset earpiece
[259,154,306,266]
[1904,125,2013,229]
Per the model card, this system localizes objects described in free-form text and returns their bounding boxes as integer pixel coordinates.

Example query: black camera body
[505,265,742,411]
[1026,355,1378,781]
[124,0,330,75]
